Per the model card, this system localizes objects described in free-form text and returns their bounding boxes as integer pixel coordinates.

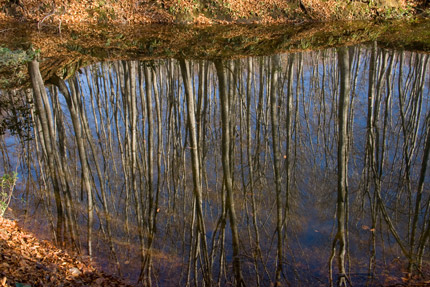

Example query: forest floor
[0,0,429,25]
[0,216,130,287]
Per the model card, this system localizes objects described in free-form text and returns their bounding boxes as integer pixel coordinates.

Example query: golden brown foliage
[0,216,131,286]
[0,0,427,25]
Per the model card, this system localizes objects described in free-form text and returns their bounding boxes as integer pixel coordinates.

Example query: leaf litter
[0,216,131,287]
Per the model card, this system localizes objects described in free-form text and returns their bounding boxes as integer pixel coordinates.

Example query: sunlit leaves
[0,217,130,286]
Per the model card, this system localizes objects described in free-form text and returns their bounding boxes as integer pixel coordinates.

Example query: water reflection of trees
[1,45,429,286]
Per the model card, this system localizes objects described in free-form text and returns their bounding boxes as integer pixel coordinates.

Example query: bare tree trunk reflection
[214,59,245,287]
[180,59,212,286]
[329,47,351,287]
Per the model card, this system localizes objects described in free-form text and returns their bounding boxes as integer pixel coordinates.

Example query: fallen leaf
[69,267,82,276]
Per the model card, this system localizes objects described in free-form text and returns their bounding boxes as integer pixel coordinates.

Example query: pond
[1,22,430,286]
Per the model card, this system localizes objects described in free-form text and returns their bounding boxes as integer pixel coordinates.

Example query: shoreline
[1,18,429,90]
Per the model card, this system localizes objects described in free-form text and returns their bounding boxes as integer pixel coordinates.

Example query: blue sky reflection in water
[1,44,430,286]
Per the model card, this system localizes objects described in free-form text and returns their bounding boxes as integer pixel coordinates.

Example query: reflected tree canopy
[1,44,430,286]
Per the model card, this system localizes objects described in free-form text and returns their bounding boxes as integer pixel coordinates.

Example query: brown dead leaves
[0,217,130,287]
[1,0,425,25]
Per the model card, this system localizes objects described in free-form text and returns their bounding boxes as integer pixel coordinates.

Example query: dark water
[1,43,430,286]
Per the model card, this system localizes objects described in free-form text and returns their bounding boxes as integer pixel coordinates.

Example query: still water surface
[1,43,430,286]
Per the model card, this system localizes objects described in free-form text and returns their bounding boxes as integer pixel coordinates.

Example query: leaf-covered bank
[0,0,429,25]
[0,216,130,286]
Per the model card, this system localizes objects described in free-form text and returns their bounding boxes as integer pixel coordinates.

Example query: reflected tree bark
[179,59,212,286]
[214,59,245,287]
[50,74,94,257]
[329,47,351,287]
[28,60,78,249]
[269,54,285,286]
